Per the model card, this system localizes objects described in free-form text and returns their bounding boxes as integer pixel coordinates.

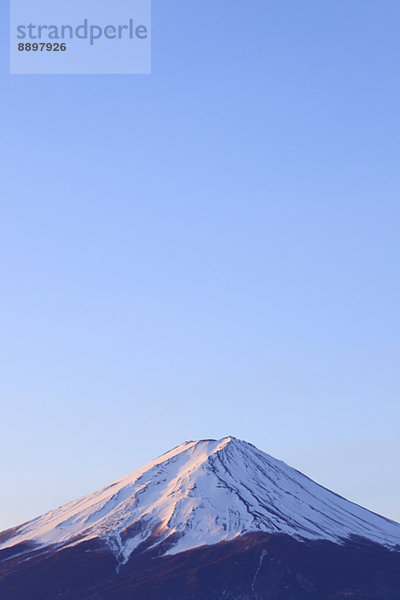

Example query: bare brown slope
[1,532,400,600]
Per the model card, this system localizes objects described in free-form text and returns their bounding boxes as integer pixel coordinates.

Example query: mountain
[1,436,399,600]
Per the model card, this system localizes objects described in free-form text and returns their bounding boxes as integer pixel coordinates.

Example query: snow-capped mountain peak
[1,437,399,568]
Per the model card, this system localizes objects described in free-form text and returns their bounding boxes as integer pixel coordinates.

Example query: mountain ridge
[1,436,399,572]
[1,436,400,600]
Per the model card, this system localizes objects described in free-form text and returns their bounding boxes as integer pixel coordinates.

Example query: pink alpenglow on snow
[1,437,400,570]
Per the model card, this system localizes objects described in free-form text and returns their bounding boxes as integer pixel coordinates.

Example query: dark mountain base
[1,533,400,600]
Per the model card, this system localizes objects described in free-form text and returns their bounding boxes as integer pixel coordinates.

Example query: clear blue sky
[1,0,399,531]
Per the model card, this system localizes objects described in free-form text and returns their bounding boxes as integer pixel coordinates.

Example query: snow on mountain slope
[1,437,399,567]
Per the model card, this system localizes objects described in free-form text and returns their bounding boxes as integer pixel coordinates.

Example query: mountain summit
[1,436,399,568]
[1,437,400,600]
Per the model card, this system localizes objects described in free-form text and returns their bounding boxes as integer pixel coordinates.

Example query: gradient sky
[1,0,399,532]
